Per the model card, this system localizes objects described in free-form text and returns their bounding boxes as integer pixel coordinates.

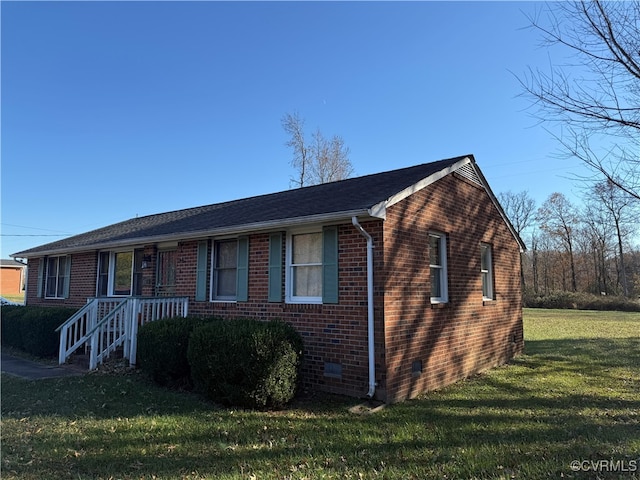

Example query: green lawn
[2,309,639,479]
[1,293,25,304]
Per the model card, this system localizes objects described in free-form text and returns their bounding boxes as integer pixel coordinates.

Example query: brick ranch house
[13,155,525,403]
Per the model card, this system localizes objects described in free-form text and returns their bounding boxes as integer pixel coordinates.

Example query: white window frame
[429,232,448,304]
[286,228,323,304]
[210,238,238,302]
[480,243,494,301]
[44,255,69,299]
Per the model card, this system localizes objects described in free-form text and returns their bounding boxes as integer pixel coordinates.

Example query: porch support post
[128,298,140,366]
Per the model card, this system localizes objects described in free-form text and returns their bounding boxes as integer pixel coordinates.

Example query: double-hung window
[285,226,338,304]
[429,232,448,303]
[212,240,238,301]
[288,231,323,302]
[45,256,70,299]
[199,237,248,302]
[480,243,494,300]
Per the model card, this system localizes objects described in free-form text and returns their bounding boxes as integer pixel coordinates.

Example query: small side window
[481,243,494,300]
[429,232,448,303]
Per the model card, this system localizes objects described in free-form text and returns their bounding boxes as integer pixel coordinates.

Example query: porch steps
[68,347,124,370]
[57,296,189,371]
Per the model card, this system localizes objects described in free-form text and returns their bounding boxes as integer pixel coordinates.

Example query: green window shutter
[36,258,45,298]
[63,256,72,298]
[322,226,339,304]
[195,240,208,301]
[236,236,249,302]
[268,232,283,302]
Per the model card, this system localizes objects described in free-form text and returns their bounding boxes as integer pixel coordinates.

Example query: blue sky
[2,1,593,259]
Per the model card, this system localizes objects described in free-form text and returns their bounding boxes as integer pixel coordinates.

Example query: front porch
[56,296,189,370]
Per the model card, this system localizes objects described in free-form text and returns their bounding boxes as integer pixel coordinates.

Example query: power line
[0,223,72,234]
[0,234,70,237]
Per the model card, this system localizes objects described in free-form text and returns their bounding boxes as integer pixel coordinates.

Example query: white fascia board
[368,156,473,219]
[469,162,527,252]
[13,209,371,258]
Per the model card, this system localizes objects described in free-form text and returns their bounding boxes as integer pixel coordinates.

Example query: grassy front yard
[1,293,25,304]
[2,309,638,479]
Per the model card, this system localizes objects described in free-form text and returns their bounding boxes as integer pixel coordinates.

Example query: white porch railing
[57,297,189,370]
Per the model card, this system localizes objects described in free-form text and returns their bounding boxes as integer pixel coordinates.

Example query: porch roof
[12,155,524,258]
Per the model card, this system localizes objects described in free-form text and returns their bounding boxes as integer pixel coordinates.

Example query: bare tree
[581,200,612,295]
[498,190,536,289]
[536,193,580,292]
[519,1,640,200]
[282,112,311,188]
[282,112,353,187]
[592,180,638,296]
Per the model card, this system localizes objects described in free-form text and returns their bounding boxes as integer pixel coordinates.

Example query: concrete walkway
[1,351,85,380]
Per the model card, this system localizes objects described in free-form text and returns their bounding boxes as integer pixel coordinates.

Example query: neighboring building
[12,155,525,403]
[0,259,26,296]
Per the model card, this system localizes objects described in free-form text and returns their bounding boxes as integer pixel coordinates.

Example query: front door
[156,250,177,296]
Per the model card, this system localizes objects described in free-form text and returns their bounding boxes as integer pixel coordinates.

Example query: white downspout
[352,216,376,398]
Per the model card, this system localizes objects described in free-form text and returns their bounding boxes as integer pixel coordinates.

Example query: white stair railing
[86,300,131,370]
[56,298,126,365]
[57,296,189,370]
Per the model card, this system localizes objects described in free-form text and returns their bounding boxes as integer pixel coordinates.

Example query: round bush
[188,318,303,409]
[137,316,214,388]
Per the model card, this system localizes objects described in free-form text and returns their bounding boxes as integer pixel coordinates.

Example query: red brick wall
[26,252,98,308]
[179,223,384,399]
[380,173,524,403]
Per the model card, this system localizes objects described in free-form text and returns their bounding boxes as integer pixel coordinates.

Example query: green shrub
[137,316,215,388]
[1,305,26,349]
[24,307,77,357]
[188,318,303,409]
[3,306,77,357]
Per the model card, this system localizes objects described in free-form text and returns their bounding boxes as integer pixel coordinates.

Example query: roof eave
[369,156,474,219]
[11,209,374,259]
[368,155,526,252]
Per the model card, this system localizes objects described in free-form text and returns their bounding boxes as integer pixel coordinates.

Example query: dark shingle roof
[13,156,474,257]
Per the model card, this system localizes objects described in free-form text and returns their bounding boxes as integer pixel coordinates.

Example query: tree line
[499,186,640,299]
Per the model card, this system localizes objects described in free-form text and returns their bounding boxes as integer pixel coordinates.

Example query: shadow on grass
[2,336,639,479]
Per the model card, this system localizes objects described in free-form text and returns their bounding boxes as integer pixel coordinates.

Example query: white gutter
[352,216,376,398]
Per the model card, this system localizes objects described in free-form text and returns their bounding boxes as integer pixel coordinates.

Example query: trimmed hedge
[524,291,640,312]
[1,306,77,357]
[188,318,303,409]
[137,316,215,388]
[1,305,26,349]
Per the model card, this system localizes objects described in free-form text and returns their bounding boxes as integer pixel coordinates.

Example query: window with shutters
[212,239,238,301]
[202,237,248,302]
[289,231,322,302]
[45,255,70,299]
[285,226,338,304]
